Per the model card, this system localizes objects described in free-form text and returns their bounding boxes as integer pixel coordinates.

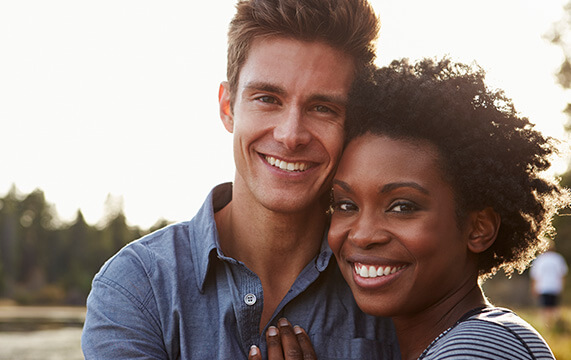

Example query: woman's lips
[353,262,407,278]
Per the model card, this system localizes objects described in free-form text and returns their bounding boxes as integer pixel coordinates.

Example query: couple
[81,0,567,359]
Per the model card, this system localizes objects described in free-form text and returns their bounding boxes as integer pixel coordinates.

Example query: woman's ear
[219,81,234,133]
[466,207,500,253]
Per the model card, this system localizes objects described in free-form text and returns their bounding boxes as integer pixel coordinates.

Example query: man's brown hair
[226,0,380,107]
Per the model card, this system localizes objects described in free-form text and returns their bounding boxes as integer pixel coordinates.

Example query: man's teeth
[354,263,405,278]
[265,156,308,172]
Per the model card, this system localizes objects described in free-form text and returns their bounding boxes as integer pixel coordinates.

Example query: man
[81,0,398,358]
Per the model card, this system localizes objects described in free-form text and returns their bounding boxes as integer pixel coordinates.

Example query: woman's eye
[330,201,358,214]
[388,201,419,213]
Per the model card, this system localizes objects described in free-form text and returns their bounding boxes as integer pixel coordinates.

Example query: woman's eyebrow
[380,182,429,195]
[332,179,352,193]
[334,180,429,195]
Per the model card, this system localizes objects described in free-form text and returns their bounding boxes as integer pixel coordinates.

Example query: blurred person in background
[531,240,568,328]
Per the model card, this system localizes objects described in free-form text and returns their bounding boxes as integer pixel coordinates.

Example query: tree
[0,185,19,297]
[545,1,571,272]
[17,189,55,289]
[546,1,571,130]
[0,186,157,304]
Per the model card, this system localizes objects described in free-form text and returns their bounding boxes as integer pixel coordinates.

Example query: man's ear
[466,207,500,254]
[219,81,234,133]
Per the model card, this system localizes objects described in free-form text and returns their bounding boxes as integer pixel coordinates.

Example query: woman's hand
[248,318,317,360]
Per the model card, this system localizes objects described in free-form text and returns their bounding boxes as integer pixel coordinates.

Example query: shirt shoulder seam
[94,274,161,329]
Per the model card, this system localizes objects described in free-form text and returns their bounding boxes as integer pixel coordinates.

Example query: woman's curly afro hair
[345,58,570,278]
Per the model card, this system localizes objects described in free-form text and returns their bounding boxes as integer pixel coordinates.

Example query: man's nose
[273,108,311,150]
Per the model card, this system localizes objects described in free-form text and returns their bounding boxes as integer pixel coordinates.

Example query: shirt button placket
[237,270,263,351]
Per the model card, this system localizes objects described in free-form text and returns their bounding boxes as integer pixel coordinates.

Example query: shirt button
[244,293,257,306]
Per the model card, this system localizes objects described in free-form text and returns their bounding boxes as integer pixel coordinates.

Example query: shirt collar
[316,229,334,271]
[190,183,232,293]
[190,182,334,292]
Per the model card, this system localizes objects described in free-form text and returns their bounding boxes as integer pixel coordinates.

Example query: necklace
[417,306,490,359]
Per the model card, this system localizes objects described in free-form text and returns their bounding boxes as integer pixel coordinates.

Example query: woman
[249,58,570,359]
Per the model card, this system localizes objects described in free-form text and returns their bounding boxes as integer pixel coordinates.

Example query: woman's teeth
[354,263,405,278]
[265,156,309,172]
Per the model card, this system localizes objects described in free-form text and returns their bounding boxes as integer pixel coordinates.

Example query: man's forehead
[236,37,355,96]
[238,36,355,77]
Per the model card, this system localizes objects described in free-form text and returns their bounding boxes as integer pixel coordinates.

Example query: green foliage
[515,306,571,360]
[545,0,571,276]
[0,185,171,305]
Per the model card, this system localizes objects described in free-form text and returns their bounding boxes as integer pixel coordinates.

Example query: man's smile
[264,155,311,172]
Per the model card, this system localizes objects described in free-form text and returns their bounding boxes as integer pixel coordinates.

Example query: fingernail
[249,345,259,356]
[268,326,278,336]
[278,318,289,327]
[293,325,303,334]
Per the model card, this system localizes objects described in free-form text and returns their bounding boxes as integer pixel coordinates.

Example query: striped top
[419,307,554,359]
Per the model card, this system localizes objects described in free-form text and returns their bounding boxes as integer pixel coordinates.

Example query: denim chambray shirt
[81,183,398,359]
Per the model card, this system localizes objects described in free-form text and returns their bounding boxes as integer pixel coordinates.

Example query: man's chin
[259,195,322,215]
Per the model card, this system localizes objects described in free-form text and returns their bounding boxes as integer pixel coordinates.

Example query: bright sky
[1,0,569,228]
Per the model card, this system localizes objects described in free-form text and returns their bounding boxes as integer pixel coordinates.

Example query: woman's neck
[394,283,489,360]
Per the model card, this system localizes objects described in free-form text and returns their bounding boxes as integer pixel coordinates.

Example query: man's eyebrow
[380,182,429,195]
[243,81,286,96]
[244,81,347,106]
[308,94,347,107]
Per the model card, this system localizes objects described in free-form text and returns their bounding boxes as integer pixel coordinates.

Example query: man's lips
[263,155,312,172]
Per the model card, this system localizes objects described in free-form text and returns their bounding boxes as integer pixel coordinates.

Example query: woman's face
[328,134,478,318]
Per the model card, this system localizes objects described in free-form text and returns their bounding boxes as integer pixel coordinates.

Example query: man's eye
[257,96,278,104]
[314,105,334,113]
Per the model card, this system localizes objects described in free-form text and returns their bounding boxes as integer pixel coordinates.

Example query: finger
[277,318,303,360]
[293,325,317,360]
[248,345,263,360]
[266,326,285,360]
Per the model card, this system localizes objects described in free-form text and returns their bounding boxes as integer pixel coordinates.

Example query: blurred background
[1,0,571,359]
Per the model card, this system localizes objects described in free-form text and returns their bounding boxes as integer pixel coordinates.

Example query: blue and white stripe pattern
[419,307,554,359]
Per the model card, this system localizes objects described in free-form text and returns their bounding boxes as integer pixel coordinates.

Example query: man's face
[219,37,355,214]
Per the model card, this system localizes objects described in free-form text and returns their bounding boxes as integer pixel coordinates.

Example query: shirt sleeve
[81,246,167,359]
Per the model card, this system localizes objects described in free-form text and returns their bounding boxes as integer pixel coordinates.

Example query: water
[0,327,83,360]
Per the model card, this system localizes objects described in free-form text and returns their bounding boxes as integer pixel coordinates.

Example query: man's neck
[214,183,328,330]
[215,193,326,280]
